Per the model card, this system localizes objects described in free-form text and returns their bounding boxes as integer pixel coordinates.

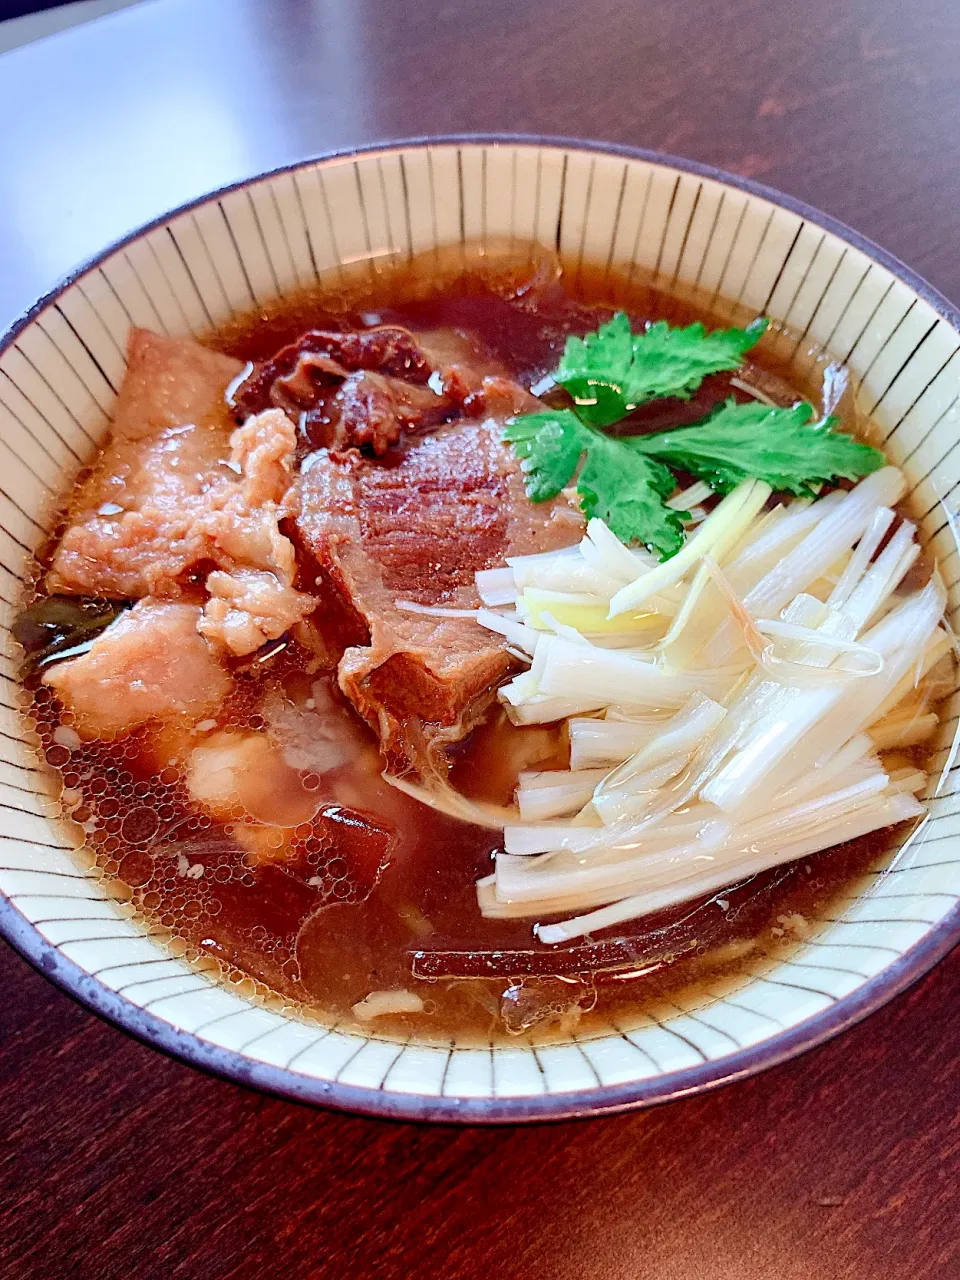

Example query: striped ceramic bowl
[1,138,958,1122]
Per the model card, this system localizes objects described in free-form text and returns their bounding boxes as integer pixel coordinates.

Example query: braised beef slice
[325,371,456,455]
[232,326,432,414]
[230,324,511,457]
[293,410,583,771]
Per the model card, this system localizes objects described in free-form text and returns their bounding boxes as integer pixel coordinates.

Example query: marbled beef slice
[293,401,583,769]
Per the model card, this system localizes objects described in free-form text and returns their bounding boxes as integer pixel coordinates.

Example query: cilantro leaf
[578,438,685,559]
[503,410,589,502]
[504,410,686,557]
[628,398,887,496]
[556,313,768,427]
[505,311,884,559]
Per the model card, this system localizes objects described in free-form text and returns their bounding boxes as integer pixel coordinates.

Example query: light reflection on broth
[17,244,949,1046]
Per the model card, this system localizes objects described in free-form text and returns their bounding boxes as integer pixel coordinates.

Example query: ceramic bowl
[1,137,958,1122]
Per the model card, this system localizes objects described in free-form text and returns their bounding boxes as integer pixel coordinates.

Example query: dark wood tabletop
[1,1,959,1276]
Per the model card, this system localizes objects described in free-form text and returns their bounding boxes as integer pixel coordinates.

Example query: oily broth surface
[19,249,935,1046]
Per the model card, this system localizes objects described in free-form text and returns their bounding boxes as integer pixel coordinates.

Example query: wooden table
[1,1,959,1275]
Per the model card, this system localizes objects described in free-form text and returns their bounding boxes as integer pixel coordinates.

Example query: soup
[16,246,953,1045]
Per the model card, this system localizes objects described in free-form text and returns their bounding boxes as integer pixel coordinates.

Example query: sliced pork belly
[293,400,583,769]
[185,729,321,828]
[46,331,312,655]
[43,600,233,738]
[47,329,244,597]
[199,568,317,656]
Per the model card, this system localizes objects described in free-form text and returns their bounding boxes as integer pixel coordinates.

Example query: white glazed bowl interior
[1,139,959,1121]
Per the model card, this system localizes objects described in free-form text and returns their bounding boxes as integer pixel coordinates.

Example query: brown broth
[19,246,942,1046]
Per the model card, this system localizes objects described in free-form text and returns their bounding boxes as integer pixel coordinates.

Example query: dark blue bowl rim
[1,133,958,1125]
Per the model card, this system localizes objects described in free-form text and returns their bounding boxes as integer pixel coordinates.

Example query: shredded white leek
[608,479,772,617]
[728,376,779,407]
[475,567,518,606]
[461,468,952,940]
[533,794,923,941]
[667,480,714,510]
[395,599,480,619]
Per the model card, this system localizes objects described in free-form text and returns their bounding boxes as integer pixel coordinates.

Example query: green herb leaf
[506,312,884,558]
[555,313,768,427]
[503,410,590,503]
[504,410,686,557]
[628,398,887,496]
[578,439,685,559]
[13,595,131,670]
